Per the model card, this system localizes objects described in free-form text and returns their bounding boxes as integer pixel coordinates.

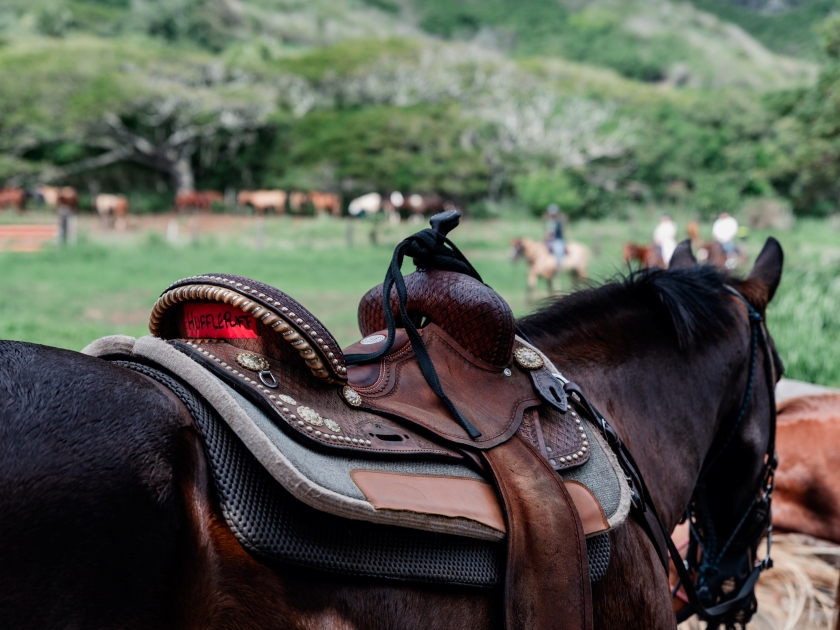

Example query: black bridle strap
[564,284,777,623]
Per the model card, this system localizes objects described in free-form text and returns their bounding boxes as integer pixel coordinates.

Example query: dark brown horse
[0,238,783,628]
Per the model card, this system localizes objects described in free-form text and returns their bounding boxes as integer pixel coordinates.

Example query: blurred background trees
[2,0,840,217]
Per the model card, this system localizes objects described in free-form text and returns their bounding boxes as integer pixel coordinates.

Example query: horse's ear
[747,237,784,305]
[669,240,696,269]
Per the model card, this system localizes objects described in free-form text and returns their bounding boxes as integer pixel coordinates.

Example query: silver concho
[323,418,342,433]
[278,394,297,406]
[297,406,324,426]
[342,386,363,407]
[513,346,544,369]
[360,334,386,345]
[235,352,270,372]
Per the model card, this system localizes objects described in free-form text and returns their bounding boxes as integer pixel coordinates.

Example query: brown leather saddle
[148,215,595,630]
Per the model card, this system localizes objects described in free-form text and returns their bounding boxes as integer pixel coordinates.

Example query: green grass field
[1,210,838,386]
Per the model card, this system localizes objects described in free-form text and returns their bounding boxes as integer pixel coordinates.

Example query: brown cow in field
[37,185,78,210]
[175,190,224,213]
[308,191,341,216]
[0,187,27,211]
[94,194,129,231]
[237,190,287,215]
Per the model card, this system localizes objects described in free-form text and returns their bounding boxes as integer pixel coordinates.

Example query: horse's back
[0,341,193,628]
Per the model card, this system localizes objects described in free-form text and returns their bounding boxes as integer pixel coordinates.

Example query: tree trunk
[171,156,195,193]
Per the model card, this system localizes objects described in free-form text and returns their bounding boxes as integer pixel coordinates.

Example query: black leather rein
[563,284,777,628]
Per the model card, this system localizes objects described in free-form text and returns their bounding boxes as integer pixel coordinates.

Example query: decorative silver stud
[235,352,270,372]
[503,368,512,377]
[315,430,322,437]
[365,440,371,446]
[342,386,363,407]
[297,420,304,426]
[549,459,557,466]
[513,346,543,369]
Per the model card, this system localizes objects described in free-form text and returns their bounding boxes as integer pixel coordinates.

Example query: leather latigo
[173,333,463,460]
[347,323,540,449]
[483,433,593,630]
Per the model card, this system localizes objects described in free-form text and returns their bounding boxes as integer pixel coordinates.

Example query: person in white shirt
[652,214,677,266]
[712,212,739,269]
[712,212,738,254]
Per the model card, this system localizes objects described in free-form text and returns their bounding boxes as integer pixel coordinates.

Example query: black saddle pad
[114,359,609,586]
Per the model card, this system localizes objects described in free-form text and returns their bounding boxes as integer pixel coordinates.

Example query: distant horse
[622,243,664,269]
[37,185,77,210]
[511,236,590,299]
[237,190,287,215]
[772,393,840,543]
[175,190,223,213]
[0,187,27,211]
[308,192,341,216]
[94,194,129,231]
[0,238,784,629]
[687,222,746,270]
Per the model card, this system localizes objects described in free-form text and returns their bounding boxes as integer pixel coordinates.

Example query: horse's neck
[551,347,728,529]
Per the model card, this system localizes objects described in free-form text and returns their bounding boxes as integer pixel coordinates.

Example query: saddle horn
[357,270,516,369]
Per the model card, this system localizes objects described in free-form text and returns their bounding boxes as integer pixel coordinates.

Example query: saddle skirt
[83,271,629,542]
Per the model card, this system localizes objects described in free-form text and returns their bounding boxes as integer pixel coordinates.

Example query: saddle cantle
[135,212,631,629]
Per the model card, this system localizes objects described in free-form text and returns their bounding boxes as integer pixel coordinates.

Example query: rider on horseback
[544,204,565,263]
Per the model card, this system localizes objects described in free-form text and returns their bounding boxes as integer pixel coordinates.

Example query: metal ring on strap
[148,275,346,384]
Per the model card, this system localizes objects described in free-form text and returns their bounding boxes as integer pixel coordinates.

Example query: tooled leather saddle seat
[143,213,601,630]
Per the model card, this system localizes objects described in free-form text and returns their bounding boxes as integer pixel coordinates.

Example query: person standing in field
[544,204,565,263]
[712,211,739,268]
[653,213,677,266]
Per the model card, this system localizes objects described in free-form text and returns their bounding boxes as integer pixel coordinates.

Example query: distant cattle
[237,190,287,215]
[94,194,129,231]
[37,185,78,210]
[348,192,382,217]
[175,190,224,213]
[0,187,27,211]
[288,192,310,214]
[308,192,341,216]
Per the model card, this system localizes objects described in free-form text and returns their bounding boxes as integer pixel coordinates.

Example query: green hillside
[2,0,840,216]
[691,0,838,59]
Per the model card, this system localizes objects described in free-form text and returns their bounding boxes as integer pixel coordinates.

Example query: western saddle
[149,211,596,629]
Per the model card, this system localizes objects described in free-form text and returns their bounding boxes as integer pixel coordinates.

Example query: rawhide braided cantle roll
[149,273,347,383]
[357,269,515,369]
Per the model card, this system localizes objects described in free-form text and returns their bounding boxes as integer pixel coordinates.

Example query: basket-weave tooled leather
[357,270,515,368]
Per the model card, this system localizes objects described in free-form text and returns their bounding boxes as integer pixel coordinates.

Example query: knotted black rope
[345,224,483,439]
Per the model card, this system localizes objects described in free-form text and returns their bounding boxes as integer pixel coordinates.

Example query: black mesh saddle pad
[114,359,610,586]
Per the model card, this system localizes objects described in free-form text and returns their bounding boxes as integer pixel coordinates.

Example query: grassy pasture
[0,210,838,387]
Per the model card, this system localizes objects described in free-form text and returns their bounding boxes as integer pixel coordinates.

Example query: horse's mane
[518,265,737,355]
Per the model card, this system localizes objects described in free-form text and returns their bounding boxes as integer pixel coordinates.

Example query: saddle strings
[345,227,483,439]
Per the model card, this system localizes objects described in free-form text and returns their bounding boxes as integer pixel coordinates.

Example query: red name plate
[183,303,259,339]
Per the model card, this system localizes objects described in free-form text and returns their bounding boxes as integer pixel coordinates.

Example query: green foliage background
[1,0,840,218]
